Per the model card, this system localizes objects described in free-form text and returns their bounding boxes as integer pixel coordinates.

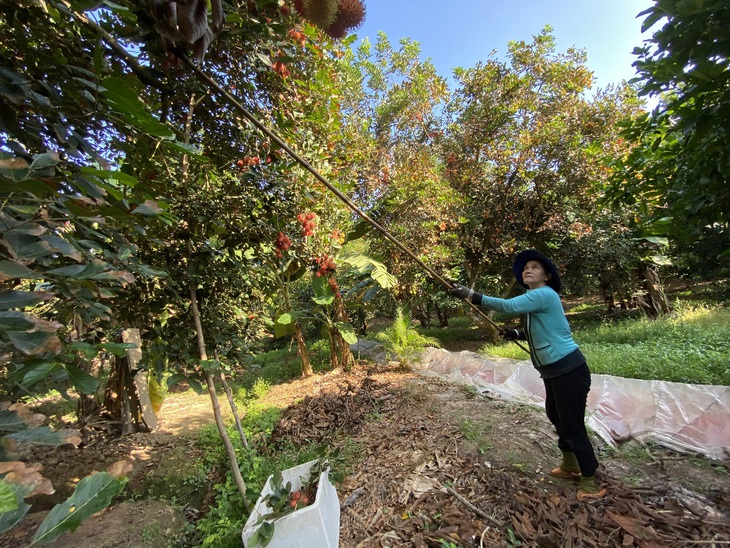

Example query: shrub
[375,308,441,370]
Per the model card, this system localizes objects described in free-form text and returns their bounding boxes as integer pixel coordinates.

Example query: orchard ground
[2,342,729,547]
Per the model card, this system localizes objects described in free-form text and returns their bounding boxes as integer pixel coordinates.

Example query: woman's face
[522,260,551,289]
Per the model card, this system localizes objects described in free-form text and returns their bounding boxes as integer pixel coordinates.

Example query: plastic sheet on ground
[414,348,730,460]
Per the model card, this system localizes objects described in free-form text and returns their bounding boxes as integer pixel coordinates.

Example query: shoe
[549,467,581,480]
[576,487,607,502]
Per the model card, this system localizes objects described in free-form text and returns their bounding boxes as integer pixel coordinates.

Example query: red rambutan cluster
[273,60,290,78]
[297,212,316,237]
[288,28,307,47]
[314,253,336,277]
[275,231,291,258]
[237,156,261,169]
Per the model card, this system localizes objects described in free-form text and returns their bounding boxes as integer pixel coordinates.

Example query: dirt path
[0,388,225,548]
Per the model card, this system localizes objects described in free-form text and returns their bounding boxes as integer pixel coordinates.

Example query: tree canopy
[610,0,730,244]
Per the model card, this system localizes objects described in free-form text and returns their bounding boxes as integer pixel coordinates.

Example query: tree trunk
[433,302,449,327]
[181,93,249,511]
[190,285,250,511]
[637,265,670,318]
[332,291,353,371]
[218,370,249,450]
[599,272,616,313]
[294,323,314,376]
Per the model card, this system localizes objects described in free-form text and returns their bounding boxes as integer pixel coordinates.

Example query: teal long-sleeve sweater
[475,286,585,379]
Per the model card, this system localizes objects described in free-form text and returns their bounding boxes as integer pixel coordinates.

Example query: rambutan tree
[442,27,645,304]
[336,33,462,326]
[0,0,367,538]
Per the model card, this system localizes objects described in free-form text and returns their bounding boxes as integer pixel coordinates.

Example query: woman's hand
[500,329,522,340]
[449,284,474,300]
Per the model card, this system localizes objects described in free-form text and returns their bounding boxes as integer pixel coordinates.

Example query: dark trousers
[543,362,599,477]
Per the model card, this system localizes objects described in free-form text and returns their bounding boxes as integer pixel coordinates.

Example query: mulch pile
[269,376,730,547]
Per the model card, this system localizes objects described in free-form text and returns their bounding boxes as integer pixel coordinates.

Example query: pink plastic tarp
[417,348,730,460]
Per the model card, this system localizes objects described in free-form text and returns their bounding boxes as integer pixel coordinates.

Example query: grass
[578,301,730,385]
[234,341,332,390]
[419,316,487,344]
[473,300,730,385]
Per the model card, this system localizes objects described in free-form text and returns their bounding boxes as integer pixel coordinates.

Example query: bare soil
[2,353,729,547]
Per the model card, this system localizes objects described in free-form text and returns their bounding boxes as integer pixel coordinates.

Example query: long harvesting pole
[181,57,530,354]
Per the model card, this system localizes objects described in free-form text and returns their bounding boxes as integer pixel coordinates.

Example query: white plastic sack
[417,348,730,460]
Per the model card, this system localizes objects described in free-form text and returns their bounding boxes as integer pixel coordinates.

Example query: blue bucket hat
[513,249,561,293]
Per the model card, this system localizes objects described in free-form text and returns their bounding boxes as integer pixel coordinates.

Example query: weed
[375,308,441,369]
[505,527,523,546]
[620,474,644,487]
[460,384,479,398]
[141,522,157,542]
[460,419,480,442]
[458,418,494,454]
[250,378,271,399]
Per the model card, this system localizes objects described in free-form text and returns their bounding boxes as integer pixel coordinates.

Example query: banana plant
[275,253,395,371]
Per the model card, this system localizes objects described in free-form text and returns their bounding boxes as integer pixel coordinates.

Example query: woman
[450,250,606,501]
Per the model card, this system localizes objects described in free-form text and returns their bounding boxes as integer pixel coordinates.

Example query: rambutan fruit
[324,0,365,39]
[302,0,338,28]
[293,0,305,15]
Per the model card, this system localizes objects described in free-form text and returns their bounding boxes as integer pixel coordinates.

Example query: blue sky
[352,0,656,92]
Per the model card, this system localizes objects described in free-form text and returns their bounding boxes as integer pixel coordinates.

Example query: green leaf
[101,77,174,139]
[0,261,39,281]
[313,294,334,305]
[7,426,75,445]
[346,220,373,242]
[100,77,147,115]
[277,312,294,325]
[649,255,672,266]
[0,482,30,534]
[273,317,297,338]
[258,520,275,547]
[335,322,358,345]
[6,330,62,356]
[0,311,37,332]
[256,53,273,67]
[66,341,99,358]
[0,480,19,514]
[138,119,175,139]
[275,311,306,325]
[341,253,396,288]
[312,276,334,305]
[641,9,666,33]
[99,342,137,357]
[32,472,127,545]
[30,153,61,171]
[0,290,53,310]
[164,141,209,160]
[166,373,186,388]
[131,200,162,216]
[64,365,99,395]
[187,377,204,395]
[21,362,59,388]
[0,409,27,434]
[79,167,138,188]
[40,235,84,261]
[640,236,669,246]
[200,359,220,371]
